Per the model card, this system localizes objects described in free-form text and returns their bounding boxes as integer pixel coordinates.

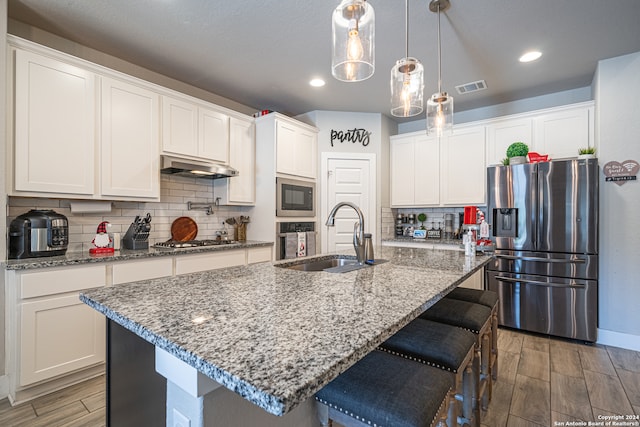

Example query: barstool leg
[316,401,331,427]
[491,308,499,382]
[462,363,477,427]
[481,331,491,410]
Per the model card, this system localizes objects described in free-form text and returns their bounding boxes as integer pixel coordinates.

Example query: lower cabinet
[175,250,246,275]
[458,268,484,290]
[20,294,106,386]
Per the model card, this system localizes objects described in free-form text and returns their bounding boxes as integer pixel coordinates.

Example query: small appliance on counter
[122,213,152,250]
[9,209,69,259]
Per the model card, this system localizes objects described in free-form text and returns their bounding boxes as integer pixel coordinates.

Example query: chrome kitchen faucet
[326,202,366,265]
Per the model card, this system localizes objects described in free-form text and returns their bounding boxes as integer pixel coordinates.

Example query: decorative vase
[578,154,596,160]
[509,156,527,165]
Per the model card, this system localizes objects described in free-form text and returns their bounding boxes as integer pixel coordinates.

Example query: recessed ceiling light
[309,78,325,87]
[519,51,542,63]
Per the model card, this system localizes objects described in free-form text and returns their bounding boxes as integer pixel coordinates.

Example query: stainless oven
[276,178,315,217]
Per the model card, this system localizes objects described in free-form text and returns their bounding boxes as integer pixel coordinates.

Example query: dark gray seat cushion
[315,350,451,427]
[420,298,491,334]
[446,288,499,309]
[380,318,475,373]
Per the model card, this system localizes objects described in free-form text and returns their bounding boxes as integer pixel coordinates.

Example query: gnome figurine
[90,221,114,254]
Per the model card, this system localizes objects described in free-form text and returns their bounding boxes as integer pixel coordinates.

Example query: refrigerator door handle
[494,275,587,289]
[495,254,586,264]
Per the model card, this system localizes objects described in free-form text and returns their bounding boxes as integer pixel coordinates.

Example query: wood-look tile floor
[1,328,639,427]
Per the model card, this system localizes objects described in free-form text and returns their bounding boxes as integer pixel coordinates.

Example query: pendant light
[332,0,375,82]
[427,0,453,136]
[390,0,424,117]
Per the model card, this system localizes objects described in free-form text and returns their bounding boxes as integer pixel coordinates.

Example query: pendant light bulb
[390,0,424,117]
[347,20,364,61]
[427,0,453,136]
[332,0,375,82]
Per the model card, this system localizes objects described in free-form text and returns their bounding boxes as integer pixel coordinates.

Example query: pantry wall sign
[330,128,372,148]
[603,159,639,186]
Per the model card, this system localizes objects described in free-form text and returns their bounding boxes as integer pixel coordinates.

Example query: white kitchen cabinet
[486,118,533,166]
[458,268,484,290]
[101,77,160,199]
[174,249,246,275]
[214,116,256,205]
[15,265,107,387]
[390,134,439,206]
[247,246,273,263]
[275,117,318,179]
[533,104,593,159]
[13,49,96,195]
[161,95,230,163]
[112,257,173,284]
[440,126,486,206]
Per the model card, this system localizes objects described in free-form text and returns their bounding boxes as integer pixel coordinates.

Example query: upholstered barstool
[445,288,499,382]
[419,298,493,420]
[379,318,478,427]
[315,350,455,427]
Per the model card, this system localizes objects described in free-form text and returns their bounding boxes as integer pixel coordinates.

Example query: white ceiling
[8,0,640,123]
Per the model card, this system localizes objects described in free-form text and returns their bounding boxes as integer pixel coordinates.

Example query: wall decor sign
[330,128,372,147]
[603,160,639,186]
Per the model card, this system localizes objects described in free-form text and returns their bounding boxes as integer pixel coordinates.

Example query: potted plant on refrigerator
[506,142,529,165]
[578,147,596,159]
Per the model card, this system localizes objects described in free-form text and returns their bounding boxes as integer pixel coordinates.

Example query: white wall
[594,51,640,349]
[1,0,8,391]
[296,111,397,248]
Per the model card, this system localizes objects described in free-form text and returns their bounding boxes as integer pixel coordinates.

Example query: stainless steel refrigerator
[486,158,599,342]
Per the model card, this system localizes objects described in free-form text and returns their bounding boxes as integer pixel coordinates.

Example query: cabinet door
[175,250,246,275]
[294,128,317,179]
[486,118,533,166]
[390,137,415,207]
[533,106,592,160]
[228,117,256,204]
[276,120,317,178]
[199,107,229,163]
[14,49,96,195]
[162,95,198,156]
[441,126,486,205]
[275,120,298,176]
[414,134,440,206]
[20,293,105,386]
[101,77,160,199]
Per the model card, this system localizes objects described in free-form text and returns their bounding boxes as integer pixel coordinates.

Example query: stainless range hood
[160,155,239,179]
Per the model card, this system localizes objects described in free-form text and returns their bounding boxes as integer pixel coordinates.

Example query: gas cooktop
[153,239,238,249]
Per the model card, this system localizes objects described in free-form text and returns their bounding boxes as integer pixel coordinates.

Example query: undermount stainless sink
[278,257,388,273]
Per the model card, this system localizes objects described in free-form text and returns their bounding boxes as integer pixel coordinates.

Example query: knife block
[122,222,149,250]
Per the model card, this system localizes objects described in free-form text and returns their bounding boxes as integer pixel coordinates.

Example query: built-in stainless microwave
[276,177,315,217]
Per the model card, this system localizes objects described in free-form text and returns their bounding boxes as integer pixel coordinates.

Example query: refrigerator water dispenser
[493,208,518,238]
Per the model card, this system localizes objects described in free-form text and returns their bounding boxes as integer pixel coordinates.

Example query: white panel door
[326,158,372,255]
[199,107,229,162]
[486,118,533,166]
[390,136,415,206]
[101,77,160,199]
[14,49,96,195]
[533,106,591,160]
[20,294,105,386]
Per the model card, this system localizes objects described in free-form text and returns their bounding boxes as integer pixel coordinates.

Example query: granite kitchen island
[80,246,491,426]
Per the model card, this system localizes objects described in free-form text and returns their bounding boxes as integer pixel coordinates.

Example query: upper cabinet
[13,49,96,195]
[9,39,161,201]
[101,77,160,199]
[214,116,256,205]
[391,101,594,208]
[275,117,318,179]
[532,104,593,159]
[161,95,230,164]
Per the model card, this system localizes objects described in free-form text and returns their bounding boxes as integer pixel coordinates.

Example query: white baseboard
[597,328,640,351]
[0,374,9,400]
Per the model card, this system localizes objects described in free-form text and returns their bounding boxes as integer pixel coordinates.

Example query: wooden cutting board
[171,217,198,241]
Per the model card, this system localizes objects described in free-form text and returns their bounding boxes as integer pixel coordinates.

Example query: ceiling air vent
[455,80,487,95]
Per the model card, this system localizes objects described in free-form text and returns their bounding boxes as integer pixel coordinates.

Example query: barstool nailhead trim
[378,347,457,373]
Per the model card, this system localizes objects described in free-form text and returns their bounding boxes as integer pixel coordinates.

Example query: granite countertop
[2,240,273,270]
[80,246,491,416]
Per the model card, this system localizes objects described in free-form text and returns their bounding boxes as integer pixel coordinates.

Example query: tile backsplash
[382,206,488,239]
[7,175,252,253]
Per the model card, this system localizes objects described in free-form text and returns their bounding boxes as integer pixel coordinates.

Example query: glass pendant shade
[390,57,424,117]
[332,0,375,82]
[427,92,454,136]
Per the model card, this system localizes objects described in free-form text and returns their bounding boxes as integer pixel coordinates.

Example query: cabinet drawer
[175,250,245,275]
[112,258,173,285]
[247,246,272,264]
[20,265,106,299]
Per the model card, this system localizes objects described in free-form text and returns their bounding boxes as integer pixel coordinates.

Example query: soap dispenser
[363,233,375,264]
